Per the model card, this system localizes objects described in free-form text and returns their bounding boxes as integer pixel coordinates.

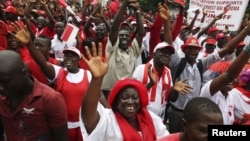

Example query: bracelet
[243,45,250,55]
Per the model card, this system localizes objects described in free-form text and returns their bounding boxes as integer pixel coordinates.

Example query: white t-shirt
[230,88,250,120]
[51,35,77,61]
[200,80,235,124]
[52,64,92,83]
[80,103,169,141]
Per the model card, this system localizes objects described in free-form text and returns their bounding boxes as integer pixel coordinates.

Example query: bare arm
[10,22,55,80]
[218,24,250,58]
[40,0,55,30]
[158,3,172,45]
[81,42,109,134]
[197,13,223,39]
[84,4,100,35]
[210,45,250,95]
[24,1,36,41]
[98,7,112,32]
[109,1,128,45]
[188,9,200,34]
[132,3,145,47]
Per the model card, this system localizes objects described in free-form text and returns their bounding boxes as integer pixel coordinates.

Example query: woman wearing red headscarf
[231,69,250,125]
[80,43,169,141]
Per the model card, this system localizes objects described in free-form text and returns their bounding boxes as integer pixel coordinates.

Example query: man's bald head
[0,50,24,75]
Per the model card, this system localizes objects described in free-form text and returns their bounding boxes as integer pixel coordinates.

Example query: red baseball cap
[216,33,225,39]
[236,41,245,49]
[207,27,219,34]
[181,36,202,50]
[119,21,132,29]
[206,38,217,45]
[153,42,175,54]
[2,5,18,15]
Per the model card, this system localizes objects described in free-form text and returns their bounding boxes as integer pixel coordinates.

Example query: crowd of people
[0,0,250,140]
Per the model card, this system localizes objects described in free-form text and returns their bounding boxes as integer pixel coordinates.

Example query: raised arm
[158,3,172,45]
[210,44,250,95]
[39,0,55,30]
[109,0,128,45]
[132,3,145,47]
[188,9,200,34]
[10,22,55,80]
[24,1,36,41]
[84,4,100,36]
[81,42,109,134]
[197,12,223,39]
[218,22,250,58]
[98,7,112,32]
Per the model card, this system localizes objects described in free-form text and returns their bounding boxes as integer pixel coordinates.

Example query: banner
[187,0,249,31]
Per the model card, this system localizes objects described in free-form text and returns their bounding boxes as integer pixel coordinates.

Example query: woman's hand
[9,22,31,45]
[81,42,109,78]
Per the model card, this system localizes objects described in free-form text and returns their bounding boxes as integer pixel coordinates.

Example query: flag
[57,0,75,16]
[57,0,68,8]
[57,0,81,22]
[61,23,79,42]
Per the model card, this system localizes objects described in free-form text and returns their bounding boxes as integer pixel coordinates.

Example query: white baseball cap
[63,47,81,58]
[153,42,175,54]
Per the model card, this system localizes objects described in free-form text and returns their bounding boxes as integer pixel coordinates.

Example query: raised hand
[173,78,193,94]
[81,42,109,78]
[8,22,31,45]
[39,0,47,5]
[29,0,37,3]
[91,3,101,17]
[16,6,24,16]
[158,3,170,21]
[194,9,200,16]
[127,1,139,10]
[203,8,208,16]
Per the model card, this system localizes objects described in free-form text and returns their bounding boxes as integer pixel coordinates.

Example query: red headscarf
[108,78,156,141]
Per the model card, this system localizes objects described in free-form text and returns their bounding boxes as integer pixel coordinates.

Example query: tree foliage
[139,0,189,12]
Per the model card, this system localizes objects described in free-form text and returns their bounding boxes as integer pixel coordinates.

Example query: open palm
[82,43,109,78]
[9,22,31,44]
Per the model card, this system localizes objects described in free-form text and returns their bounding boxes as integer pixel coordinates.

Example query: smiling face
[115,87,141,120]
[183,46,201,64]
[7,34,21,50]
[36,16,46,30]
[154,48,172,67]
[63,51,80,73]
[118,29,131,51]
